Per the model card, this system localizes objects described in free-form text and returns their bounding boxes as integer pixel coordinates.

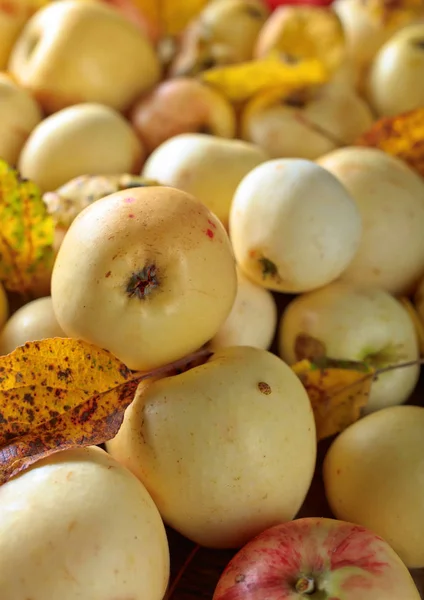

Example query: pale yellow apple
[142,133,268,228]
[0,446,170,599]
[0,72,42,165]
[209,267,277,350]
[324,405,424,568]
[130,78,236,154]
[366,23,424,117]
[254,5,346,76]
[279,281,420,413]
[333,0,424,90]
[229,158,361,293]
[241,81,374,160]
[106,345,317,548]
[317,147,424,295]
[51,186,237,371]
[18,103,145,192]
[169,0,270,76]
[8,0,161,114]
[0,296,66,355]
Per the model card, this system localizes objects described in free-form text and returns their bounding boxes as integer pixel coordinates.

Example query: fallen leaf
[200,53,328,103]
[0,160,55,297]
[292,358,374,440]
[0,339,212,485]
[400,297,424,357]
[356,107,424,178]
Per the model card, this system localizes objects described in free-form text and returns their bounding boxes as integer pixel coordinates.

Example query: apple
[142,133,268,228]
[0,445,170,600]
[130,78,237,155]
[51,186,237,371]
[0,296,66,355]
[324,405,424,569]
[254,5,346,76]
[18,103,145,192]
[209,266,278,350]
[317,147,424,296]
[106,345,317,548]
[42,173,159,232]
[279,281,420,413]
[333,0,424,91]
[212,517,421,600]
[0,72,42,166]
[366,23,424,117]
[0,0,40,70]
[8,0,161,115]
[240,81,374,160]
[229,158,361,293]
[168,0,270,77]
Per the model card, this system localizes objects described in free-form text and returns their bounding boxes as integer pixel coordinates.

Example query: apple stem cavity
[258,257,279,279]
[126,264,159,300]
[295,575,315,595]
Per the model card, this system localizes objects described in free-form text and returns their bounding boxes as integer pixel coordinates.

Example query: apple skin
[0,72,42,166]
[279,281,420,414]
[130,78,236,155]
[0,0,38,70]
[18,103,145,192]
[229,158,361,293]
[212,517,421,600]
[323,405,424,569]
[317,147,424,296]
[241,82,374,160]
[366,24,424,117]
[8,0,161,115]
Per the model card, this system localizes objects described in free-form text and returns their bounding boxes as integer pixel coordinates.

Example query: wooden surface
[163,291,424,600]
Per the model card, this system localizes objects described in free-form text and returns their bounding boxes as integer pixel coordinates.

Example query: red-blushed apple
[130,78,236,154]
[212,518,421,600]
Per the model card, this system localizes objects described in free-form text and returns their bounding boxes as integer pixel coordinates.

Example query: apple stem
[295,575,315,595]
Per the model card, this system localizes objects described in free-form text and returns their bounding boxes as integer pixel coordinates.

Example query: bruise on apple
[294,333,327,362]
[257,381,272,394]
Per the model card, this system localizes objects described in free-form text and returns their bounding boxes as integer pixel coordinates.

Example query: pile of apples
[1,0,424,599]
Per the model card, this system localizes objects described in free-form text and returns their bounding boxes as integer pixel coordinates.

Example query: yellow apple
[333,0,424,91]
[142,133,268,228]
[0,296,65,355]
[209,266,277,350]
[241,81,374,160]
[18,103,145,192]
[366,23,424,117]
[8,0,161,114]
[324,405,424,568]
[169,0,270,77]
[279,281,420,413]
[317,147,424,295]
[130,78,236,154]
[106,345,317,548]
[229,158,361,293]
[51,186,237,371]
[0,445,170,599]
[254,5,346,76]
[0,72,42,165]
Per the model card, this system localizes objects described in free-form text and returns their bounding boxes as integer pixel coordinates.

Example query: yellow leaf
[0,160,55,296]
[0,339,212,484]
[400,297,424,357]
[200,54,328,103]
[292,358,374,441]
[356,107,424,178]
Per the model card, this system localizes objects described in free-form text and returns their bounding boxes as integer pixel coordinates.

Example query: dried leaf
[356,107,424,178]
[0,339,212,484]
[0,160,55,296]
[292,358,374,440]
[400,297,424,357]
[200,54,328,103]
